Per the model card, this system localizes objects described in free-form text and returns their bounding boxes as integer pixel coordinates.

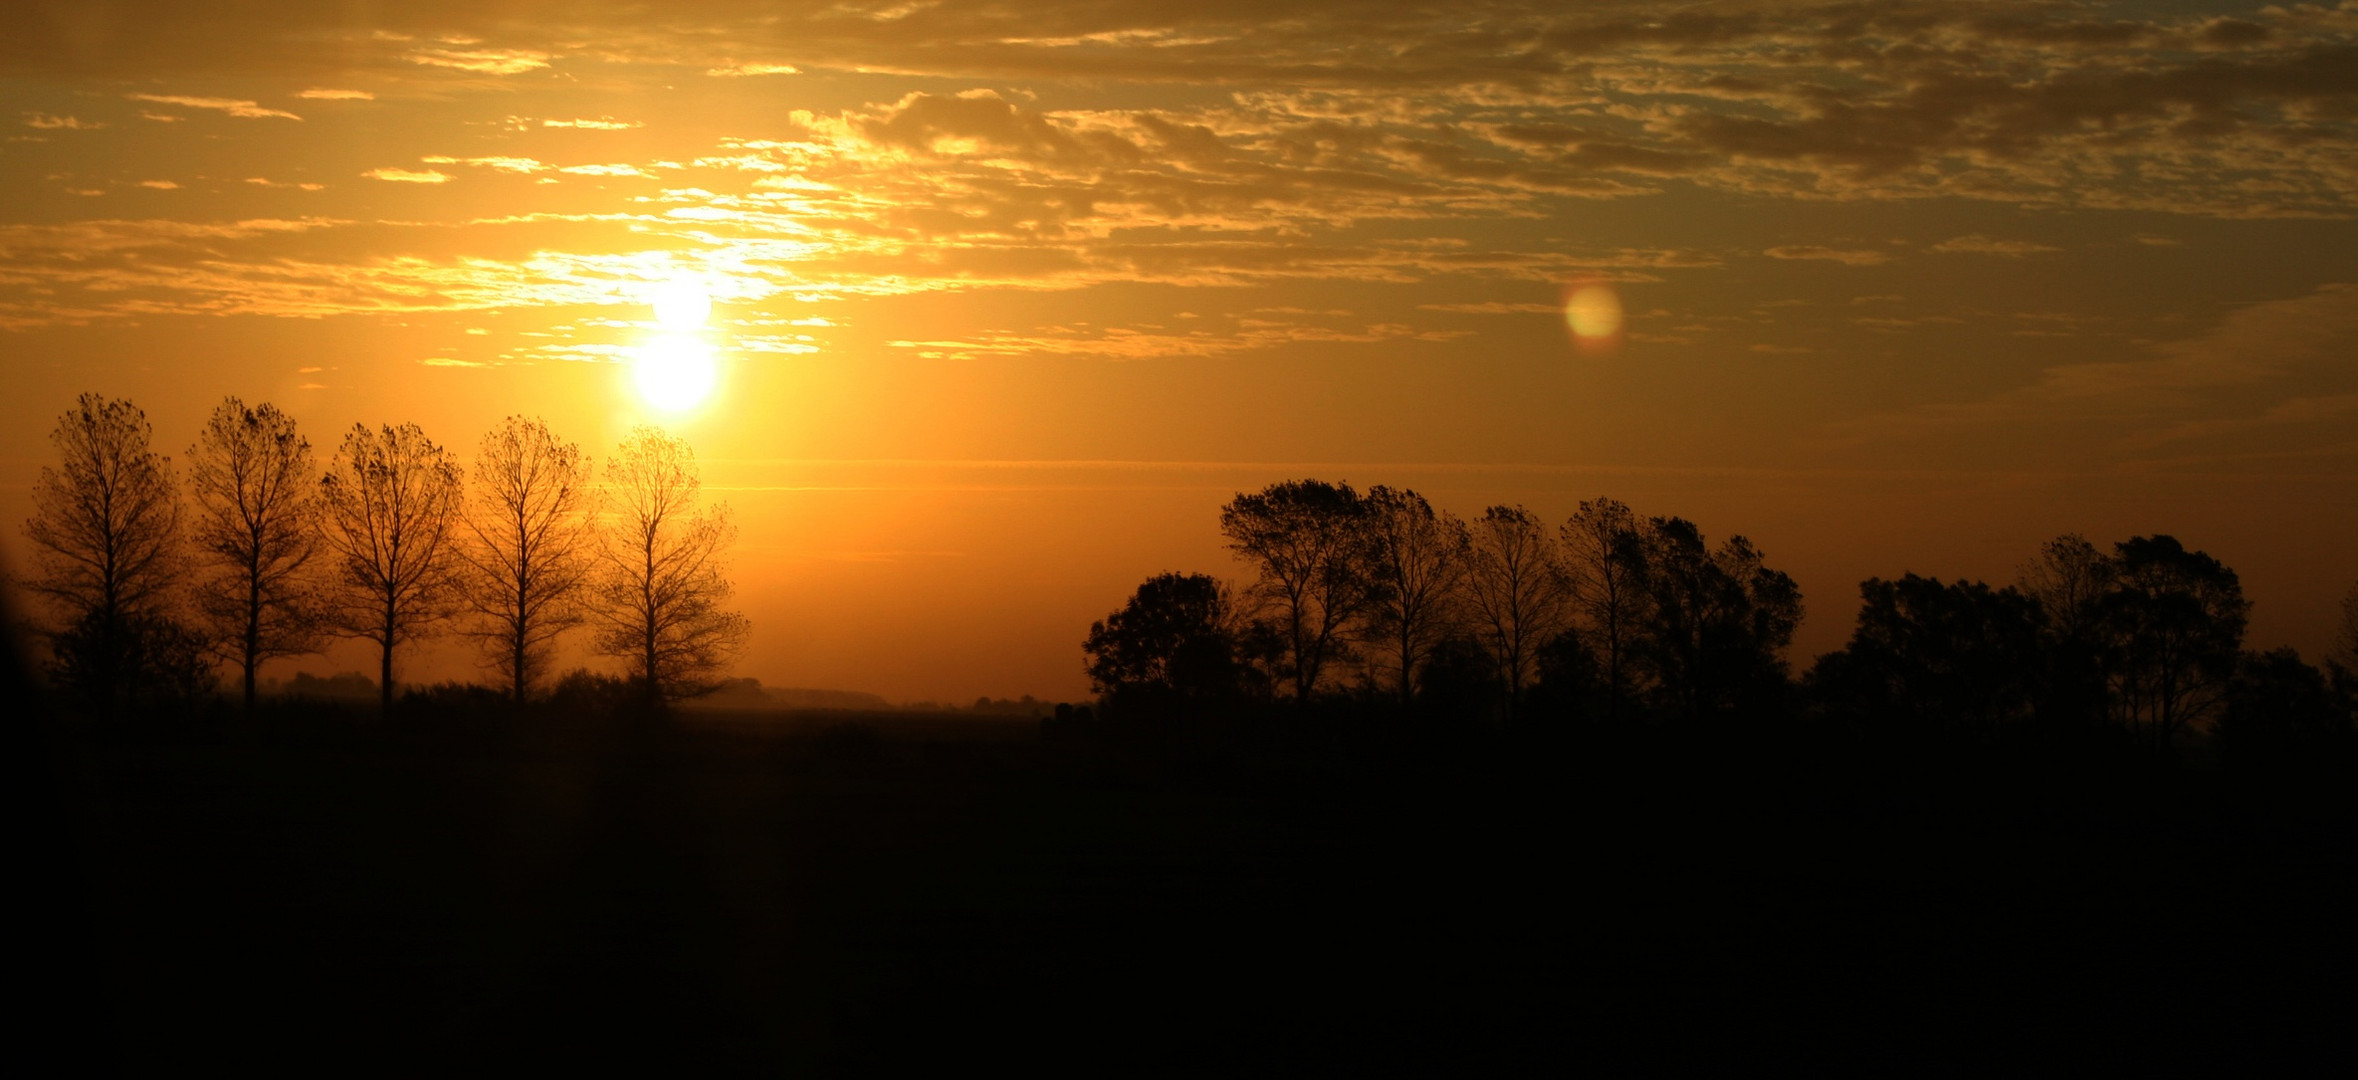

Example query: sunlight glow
[1566,285,1623,341]
[634,335,718,411]
[652,279,713,330]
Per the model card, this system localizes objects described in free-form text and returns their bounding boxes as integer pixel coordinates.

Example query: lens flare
[1566,285,1623,341]
[634,335,717,411]
[651,280,712,330]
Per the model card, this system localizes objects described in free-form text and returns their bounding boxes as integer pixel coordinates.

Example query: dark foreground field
[18,700,2358,1074]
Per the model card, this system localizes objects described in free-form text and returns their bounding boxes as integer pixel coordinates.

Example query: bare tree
[588,426,748,701]
[1357,485,1469,704]
[459,416,593,702]
[2336,580,2358,679]
[187,397,323,713]
[1463,505,1574,718]
[1218,479,1373,701]
[1562,497,1645,722]
[20,394,205,704]
[318,422,465,711]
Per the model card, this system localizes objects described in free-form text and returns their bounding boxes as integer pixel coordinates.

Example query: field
[21,701,2358,1072]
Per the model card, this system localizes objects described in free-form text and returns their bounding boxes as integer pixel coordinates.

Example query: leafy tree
[19,394,208,708]
[1463,505,1573,718]
[588,426,749,701]
[1561,497,1645,723]
[459,416,593,702]
[1624,517,1802,721]
[2100,535,2247,748]
[186,397,323,713]
[1083,572,1259,714]
[2017,533,2116,725]
[2216,647,2352,767]
[1356,486,1469,705]
[318,422,466,712]
[1217,479,1373,701]
[1809,575,2044,740]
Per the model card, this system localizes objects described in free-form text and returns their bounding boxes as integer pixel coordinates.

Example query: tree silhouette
[318,422,465,712]
[588,426,748,701]
[1561,497,1644,723]
[1463,505,1573,719]
[1218,480,1372,701]
[458,416,593,702]
[1809,575,2044,740]
[2100,535,2247,748]
[1083,572,1257,715]
[1357,486,1469,705]
[20,394,208,707]
[1625,517,1802,722]
[2017,533,2116,725]
[2332,580,2358,684]
[187,397,323,714]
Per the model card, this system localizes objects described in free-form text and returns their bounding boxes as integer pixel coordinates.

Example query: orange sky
[4,2,2355,702]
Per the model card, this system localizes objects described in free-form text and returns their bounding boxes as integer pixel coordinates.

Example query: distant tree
[2216,647,2353,767]
[1083,572,1257,714]
[19,394,209,708]
[1218,479,1373,701]
[587,426,749,701]
[1808,575,2044,740]
[2100,535,2248,748]
[318,422,466,712]
[186,397,323,713]
[1462,505,1574,719]
[2017,533,2117,724]
[1561,497,1645,723]
[1356,486,1470,705]
[2333,580,2358,684]
[1624,517,1803,721]
[458,416,593,702]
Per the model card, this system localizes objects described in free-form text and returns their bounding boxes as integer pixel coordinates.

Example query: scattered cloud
[708,63,800,77]
[543,117,640,129]
[407,48,550,75]
[24,113,101,130]
[1765,246,1891,266]
[125,94,299,121]
[1930,236,2063,257]
[137,180,180,190]
[361,167,452,183]
[297,88,374,101]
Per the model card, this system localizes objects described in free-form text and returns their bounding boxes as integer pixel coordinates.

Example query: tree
[2332,580,2358,683]
[186,397,323,713]
[1217,479,1372,701]
[2099,535,2247,748]
[588,426,749,701]
[1562,497,1645,723]
[1624,517,1802,721]
[19,394,208,707]
[459,416,593,702]
[2017,533,2116,725]
[1083,572,1257,715]
[1462,505,1573,719]
[1808,575,2044,740]
[318,422,466,712]
[1356,486,1470,705]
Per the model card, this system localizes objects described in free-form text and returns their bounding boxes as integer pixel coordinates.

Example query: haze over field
[5,1,2355,701]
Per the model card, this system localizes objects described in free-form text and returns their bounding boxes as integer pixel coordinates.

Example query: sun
[635,335,718,412]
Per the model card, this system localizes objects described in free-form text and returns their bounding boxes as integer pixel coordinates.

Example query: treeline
[11,393,749,716]
[1084,479,2358,758]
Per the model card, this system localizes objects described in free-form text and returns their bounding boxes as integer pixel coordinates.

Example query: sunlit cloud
[125,94,300,121]
[707,63,800,77]
[297,89,374,101]
[543,118,641,129]
[137,180,179,190]
[24,113,101,130]
[361,168,452,183]
[1930,236,2064,257]
[1765,246,1892,266]
[407,48,551,75]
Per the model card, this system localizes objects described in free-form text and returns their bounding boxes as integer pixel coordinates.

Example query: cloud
[543,117,640,129]
[407,48,550,75]
[125,94,299,120]
[362,168,452,183]
[137,180,179,190]
[297,88,374,100]
[1930,235,2062,256]
[708,63,800,77]
[1765,245,1890,266]
[24,113,101,129]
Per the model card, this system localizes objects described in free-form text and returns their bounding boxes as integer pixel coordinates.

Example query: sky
[2,0,2354,703]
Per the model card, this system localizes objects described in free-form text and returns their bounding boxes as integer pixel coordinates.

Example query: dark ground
[18,701,2358,1074]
